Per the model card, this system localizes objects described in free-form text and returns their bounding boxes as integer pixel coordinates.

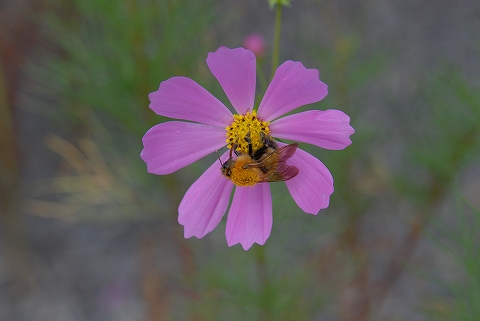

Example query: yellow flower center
[225,110,270,154]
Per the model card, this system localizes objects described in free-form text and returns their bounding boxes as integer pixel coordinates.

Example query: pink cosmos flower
[141,46,354,250]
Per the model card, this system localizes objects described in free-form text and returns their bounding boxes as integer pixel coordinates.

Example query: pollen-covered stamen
[226,110,270,154]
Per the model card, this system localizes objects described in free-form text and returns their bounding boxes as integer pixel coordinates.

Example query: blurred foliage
[27,120,165,222]
[394,65,480,205]
[400,48,480,320]
[36,0,217,135]
[417,67,480,177]
[423,198,480,321]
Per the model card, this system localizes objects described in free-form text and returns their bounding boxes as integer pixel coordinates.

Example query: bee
[220,136,299,186]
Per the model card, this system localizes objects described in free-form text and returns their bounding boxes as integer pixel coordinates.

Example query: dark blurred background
[0,0,479,320]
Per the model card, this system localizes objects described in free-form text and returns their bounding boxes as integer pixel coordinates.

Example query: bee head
[221,158,234,177]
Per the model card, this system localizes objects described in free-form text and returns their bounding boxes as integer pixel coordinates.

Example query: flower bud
[243,33,266,59]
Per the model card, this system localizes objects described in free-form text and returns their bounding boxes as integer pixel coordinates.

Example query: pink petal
[283,146,334,214]
[258,61,328,121]
[225,184,272,250]
[149,77,233,127]
[206,46,256,115]
[140,121,226,175]
[270,110,355,150]
[179,152,234,239]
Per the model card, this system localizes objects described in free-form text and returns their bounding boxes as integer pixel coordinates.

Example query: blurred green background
[0,0,479,320]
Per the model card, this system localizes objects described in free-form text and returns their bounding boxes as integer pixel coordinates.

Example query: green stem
[270,4,283,80]
[255,245,272,321]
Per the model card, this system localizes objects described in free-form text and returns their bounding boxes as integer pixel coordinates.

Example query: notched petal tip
[270,109,355,150]
[258,60,328,121]
[225,185,272,251]
[283,146,334,214]
[207,47,256,115]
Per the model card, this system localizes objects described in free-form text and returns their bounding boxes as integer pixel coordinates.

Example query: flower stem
[255,245,273,321]
[270,3,283,80]
[256,4,283,317]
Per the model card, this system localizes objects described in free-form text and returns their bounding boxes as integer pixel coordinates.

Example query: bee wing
[259,143,299,182]
[276,143,299,162]
[261,163,299,182]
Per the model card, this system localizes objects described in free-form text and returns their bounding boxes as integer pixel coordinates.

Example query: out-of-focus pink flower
[141,46,354,250]
[243,33,266,58]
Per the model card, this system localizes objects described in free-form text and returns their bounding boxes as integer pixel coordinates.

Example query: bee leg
[231,143,241,156]
[244,132,253,156]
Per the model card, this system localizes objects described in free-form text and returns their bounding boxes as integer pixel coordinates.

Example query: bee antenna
[216,150,223,166]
